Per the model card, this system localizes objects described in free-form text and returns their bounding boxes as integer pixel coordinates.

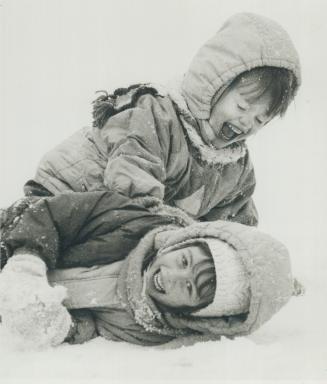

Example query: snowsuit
[0,191,294,347]
[24,13,301,226]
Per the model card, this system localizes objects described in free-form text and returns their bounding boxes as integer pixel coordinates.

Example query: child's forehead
[160,242,212,263]
[229,78,274,111]
[232,76,264,95]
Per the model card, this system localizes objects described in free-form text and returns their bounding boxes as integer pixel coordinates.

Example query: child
[0,191,296,348]
[24,13,301,226]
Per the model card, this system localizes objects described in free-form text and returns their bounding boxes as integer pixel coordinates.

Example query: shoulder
[102,92,183,141]
[134,92,180,122]
[93,84,180,129]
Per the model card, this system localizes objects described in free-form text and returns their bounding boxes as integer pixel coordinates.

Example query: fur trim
[117,219,293,344]
[165,81,247,165]
[181,116,247,165]
[93,80,246,165]
[117,225,189,338]
[92,84,163,129]
[180,13,301,119]
[128,195,195,227]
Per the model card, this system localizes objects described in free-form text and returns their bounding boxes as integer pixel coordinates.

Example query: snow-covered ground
[1,0,327,382]
[0,273,325,382]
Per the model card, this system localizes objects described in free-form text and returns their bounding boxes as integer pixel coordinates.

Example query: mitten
[0,252,72,349]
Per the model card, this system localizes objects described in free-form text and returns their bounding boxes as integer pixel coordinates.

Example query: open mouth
[220,122,243,142]
[153,269,165,293]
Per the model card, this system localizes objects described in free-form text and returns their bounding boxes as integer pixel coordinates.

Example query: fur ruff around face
[116,220,294,347]
[166,82,248,166]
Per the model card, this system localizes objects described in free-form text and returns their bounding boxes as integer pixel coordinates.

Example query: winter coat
[0,191,192,270]
[28,89,257,225]
[1,191,294,347]
[25,14,300,226]
[48,219,294,348]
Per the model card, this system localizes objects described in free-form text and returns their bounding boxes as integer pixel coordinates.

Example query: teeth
[227,123,242,134]
[154,271,165,293]
[220,123,243,141]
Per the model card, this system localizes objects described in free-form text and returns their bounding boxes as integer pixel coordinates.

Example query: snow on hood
[118,220,294,344]
[181,12,301,120]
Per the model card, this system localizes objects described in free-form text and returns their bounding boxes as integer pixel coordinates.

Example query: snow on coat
[181,12,301,120]
[48,220,294,347]
[29,91,257,225]
[0,192,193,346]
[1,192,295,347]
[25,13,301,227]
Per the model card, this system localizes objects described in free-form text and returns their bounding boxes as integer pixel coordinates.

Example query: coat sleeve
[201,152,258,226]
[1,191,176,269]
[64,309,98,344]
[90,308,174,346]
[98,95,173,199]
[64,307,174,346]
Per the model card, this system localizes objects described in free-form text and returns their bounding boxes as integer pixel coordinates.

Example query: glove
[0,252,72,349]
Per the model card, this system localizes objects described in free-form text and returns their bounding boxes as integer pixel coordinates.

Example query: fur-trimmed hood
[118,220,294,345]
[166,82,247,165]
[181,12,301,120]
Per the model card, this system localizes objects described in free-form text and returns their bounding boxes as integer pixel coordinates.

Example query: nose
[239,115,254,132]
[163,266,192,290]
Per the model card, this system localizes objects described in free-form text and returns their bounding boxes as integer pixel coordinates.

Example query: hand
[0,252,72,349]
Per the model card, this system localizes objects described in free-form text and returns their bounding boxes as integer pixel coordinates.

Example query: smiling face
[144,244,216,311]
[201,79,274,150]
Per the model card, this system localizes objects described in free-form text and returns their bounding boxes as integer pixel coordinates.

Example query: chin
[212,139,229,150]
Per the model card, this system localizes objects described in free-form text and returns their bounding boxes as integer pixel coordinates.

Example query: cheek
[211,100,235,124]
[210,106,223,127]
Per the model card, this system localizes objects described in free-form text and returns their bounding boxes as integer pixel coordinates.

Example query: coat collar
[166,82,247,165]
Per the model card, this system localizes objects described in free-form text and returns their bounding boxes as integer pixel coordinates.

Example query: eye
[256,117,264,124]
[182,255,188,268]
[186,281,192,295]
[237,100,249,111]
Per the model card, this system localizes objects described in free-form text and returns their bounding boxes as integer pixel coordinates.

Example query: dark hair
[155,241,217,315]
[230,66,298,118]
[92,84,160,129]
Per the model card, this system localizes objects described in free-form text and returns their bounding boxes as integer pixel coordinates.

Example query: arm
[2,191,178,269]
[202,190,258,226]
[201,152,258,226]
[90,308,174,346]
[99,95,173,199]
[64,309,98,344]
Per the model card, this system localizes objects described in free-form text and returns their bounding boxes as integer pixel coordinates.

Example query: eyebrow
[186,248,193,268]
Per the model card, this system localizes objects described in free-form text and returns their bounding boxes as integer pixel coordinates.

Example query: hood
[118,220,294,342]
[181,12,301,120]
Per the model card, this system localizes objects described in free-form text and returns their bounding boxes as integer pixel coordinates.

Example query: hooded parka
[1,191,294,347]
[26,13,300,226]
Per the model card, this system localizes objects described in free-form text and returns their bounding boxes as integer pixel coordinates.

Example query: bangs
[193,242,216,305]
[194,259,216,303]
[232,66,298,118]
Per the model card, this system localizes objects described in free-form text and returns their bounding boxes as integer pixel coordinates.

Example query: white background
[1,0,327,382]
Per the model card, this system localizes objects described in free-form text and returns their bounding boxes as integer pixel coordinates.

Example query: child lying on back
[24,13,300,226]
[0,192,299,348]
